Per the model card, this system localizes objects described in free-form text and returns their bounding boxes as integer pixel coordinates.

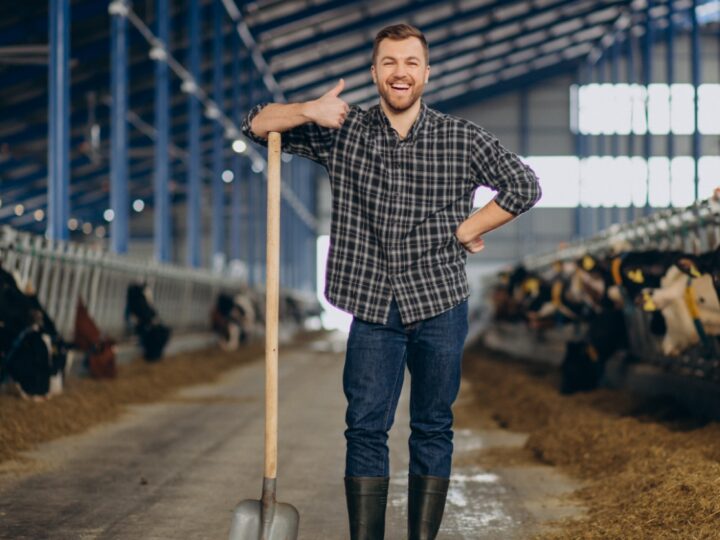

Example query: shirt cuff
[240,103,270,146]
[493,186,541,216]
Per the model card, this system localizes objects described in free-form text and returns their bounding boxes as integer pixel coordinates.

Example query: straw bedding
[460,343,720,539]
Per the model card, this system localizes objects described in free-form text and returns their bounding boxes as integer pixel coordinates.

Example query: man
[242,23,540,540]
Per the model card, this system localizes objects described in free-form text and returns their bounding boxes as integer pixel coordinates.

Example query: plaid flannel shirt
[242,100,541,325]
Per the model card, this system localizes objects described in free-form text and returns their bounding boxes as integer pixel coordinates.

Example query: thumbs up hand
[304,79,350,129]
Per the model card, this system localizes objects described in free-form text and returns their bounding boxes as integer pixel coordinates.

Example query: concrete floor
[0,332,582,539]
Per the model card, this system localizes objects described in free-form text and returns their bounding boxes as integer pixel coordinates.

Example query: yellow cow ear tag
[626,269,645,284]
[641,291,657,311]
[524,278,540,296]
[689,264,701,278]
[582,255,595,271]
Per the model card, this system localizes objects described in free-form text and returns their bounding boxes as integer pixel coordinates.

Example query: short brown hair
[372,24,429,66]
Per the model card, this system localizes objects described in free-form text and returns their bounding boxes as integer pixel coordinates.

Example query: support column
[643,0,654,214]
[246,59,257,286]
[48,0,71,241]
[667,0,675,207]
[610,37,620,225]
[211,0,225,270]
[691,0,701,201]
[231,34,242,264]
[154,0,171,262]
[574,64,586,239]
[110,0,129,254]
[186,0,202,267]
[596,53,606,232]
[626,22,637,222]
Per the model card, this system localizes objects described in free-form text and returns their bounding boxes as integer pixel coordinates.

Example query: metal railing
[523,195,720,271]
[0,226,250,340]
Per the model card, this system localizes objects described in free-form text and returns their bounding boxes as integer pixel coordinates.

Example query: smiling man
[242,24,541,540]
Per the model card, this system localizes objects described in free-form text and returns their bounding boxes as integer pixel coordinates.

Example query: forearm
[456,199,515,244]
[250,102,312,140]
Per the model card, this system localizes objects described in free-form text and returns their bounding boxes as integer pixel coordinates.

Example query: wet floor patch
[389,467,519,539]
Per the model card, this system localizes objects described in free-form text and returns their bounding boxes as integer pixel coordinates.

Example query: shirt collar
[370,100,428,142]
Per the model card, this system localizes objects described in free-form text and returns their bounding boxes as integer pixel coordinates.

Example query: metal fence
[0,225,253,341]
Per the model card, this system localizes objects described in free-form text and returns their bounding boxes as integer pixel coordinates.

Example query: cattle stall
[480,193,720,418]
[0,224,320,386]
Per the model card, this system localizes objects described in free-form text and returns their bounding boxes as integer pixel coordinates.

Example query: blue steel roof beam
[14,92,239,189]
[9,146,264,232]
[0,0,110,45]
[125,2,317,230]
[0,112,226,202]
[3,55,252,191]
[0,0,143,92]
[120,3,275,180]
[301,4,621,106]
[4,120,226,205]
[282,0,628,101]
[3,76,231,151]
[0,1,239,115]
[265,0,615,76]
[431,58,587,113]
[0,150,190,224]
[0,17,241,140]
[0,11,258,135]
[241,0,362,36]
[3,144,242,230]
[219,0,285,102]
[261,0,454,63]
[0,42,255,181]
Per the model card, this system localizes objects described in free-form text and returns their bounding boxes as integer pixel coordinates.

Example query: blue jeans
[343,298,468,479]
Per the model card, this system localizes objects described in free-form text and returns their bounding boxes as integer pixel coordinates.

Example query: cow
[638,261,720,357]
[125,283,171,361]
[74,297,116,378]
[211,292,251,351]
[0,266,67,399]
[559,255,629,394]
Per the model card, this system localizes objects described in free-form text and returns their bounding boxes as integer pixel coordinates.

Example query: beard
[377,78,425,113]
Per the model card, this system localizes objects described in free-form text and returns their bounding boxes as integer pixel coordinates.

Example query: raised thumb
[325,78,345,97]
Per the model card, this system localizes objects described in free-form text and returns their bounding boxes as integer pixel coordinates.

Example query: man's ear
[425,65,430,84]
[370,65,376,84]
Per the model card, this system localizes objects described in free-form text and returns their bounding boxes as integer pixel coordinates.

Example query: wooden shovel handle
[265,132,281,479]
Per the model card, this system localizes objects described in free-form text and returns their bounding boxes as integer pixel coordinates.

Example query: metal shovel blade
[228,479,299,540]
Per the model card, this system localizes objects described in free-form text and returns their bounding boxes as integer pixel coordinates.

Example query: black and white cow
[0,267,67,399]
[125,283,171,361]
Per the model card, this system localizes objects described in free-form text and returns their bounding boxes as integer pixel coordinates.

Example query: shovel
[228,132,300,540]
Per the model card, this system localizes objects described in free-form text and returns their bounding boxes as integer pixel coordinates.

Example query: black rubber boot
[408,475,450,540]
[345,476,390,540]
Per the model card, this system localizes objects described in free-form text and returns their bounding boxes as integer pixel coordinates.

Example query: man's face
[371,37,430,113]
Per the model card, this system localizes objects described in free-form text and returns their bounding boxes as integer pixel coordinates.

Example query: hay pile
[0,332,323,465]
[461,344,720,539]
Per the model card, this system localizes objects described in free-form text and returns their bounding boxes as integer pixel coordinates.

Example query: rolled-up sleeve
[241,103,336,167]
[470,126,541,215]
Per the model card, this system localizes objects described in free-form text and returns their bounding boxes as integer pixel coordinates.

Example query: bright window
[698,85,720,134]
[648,84,670,135]
[500,156,716,208]
[698,157,720,200]
[574,83,718,135]
[524,156,580,207]
[671,157,696,208]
